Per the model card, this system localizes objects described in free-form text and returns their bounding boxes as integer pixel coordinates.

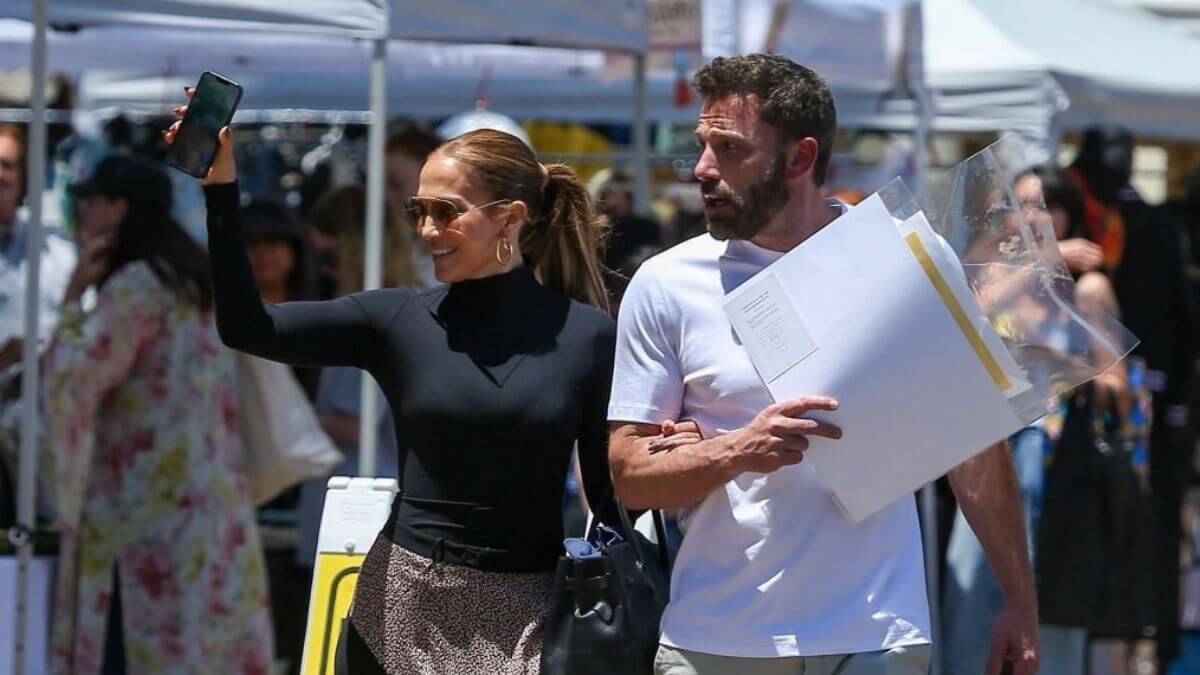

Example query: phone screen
[167,72,242,178]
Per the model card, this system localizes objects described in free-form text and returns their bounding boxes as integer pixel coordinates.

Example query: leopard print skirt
[344,534,554,674]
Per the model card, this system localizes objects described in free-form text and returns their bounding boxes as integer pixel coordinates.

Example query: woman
[169,107,621,672]
[242,200,315,305]
[43,155,272,674]
[308,183,421,294]
[241,199,321,397]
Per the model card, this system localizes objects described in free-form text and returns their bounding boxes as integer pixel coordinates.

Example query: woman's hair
[439,129,610,310]
[86,156,213,310]
[308,183,418,295]
[1033,165,1087,241]
[240,200,317,301]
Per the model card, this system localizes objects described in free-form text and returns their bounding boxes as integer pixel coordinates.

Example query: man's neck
[751,194,840,253]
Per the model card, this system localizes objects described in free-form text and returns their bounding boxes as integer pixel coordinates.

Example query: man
[601,174,662,272]
[0,123,75,369]
[386,124,441,288]
[608,54,1039,675]
[600,173,663,304]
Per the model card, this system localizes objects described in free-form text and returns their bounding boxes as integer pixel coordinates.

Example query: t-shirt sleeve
[607,265,685,425]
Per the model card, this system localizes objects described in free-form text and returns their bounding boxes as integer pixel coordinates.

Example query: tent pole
[358,37,387,478]
[905,2,941,673]
[632,52,651,216]
[14,2,48,674]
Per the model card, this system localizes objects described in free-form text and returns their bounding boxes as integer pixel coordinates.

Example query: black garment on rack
[204,182,620,574]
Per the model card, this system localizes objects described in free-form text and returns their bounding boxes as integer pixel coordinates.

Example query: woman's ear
[503,200,529,236]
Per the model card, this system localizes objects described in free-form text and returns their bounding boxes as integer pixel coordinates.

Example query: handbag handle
[611,497,672,571]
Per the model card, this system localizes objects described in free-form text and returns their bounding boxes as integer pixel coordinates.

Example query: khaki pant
[654,643,932,675]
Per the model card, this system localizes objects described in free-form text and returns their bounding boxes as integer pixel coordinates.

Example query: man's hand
[608,396,841,510]
[650,397,842,474]
[731,396,842,474]
[165,87,238,186]
[949,441,1040,675]
[64,232,115,303]
[986,603,1040,675]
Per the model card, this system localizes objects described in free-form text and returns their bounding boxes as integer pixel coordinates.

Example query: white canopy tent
[0,18,379,77]
[27,0,1200,160]
[386,0,646,52]
[5,0,385,36]
[924,0,1200,157]
[61,1,917,127]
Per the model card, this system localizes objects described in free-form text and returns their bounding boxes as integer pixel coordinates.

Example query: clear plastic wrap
[877,136,1139,425]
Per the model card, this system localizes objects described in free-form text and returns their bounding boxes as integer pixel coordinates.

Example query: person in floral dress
[41,155,272,674]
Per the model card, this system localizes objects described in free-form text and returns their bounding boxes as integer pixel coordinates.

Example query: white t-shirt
[608,213,931,658]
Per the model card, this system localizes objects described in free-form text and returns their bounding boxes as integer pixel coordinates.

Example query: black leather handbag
[541,504,671,675]
[1037,382,1156,637]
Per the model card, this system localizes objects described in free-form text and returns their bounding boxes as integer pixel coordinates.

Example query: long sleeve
[204,182,381,369]
[42,263,163,531]
[577,319,625,530]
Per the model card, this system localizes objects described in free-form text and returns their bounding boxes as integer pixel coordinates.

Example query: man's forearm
[949,441,1037,607]
[609,425,741,510]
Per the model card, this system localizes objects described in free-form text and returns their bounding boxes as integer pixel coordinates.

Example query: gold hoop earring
[496,236,514,266]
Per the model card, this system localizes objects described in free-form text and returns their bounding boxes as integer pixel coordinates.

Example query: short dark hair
[386,123,441,161]
[241,199,316,301]
[693,54,837,185]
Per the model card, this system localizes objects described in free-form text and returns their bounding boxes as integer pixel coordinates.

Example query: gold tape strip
[904,232,1011,392]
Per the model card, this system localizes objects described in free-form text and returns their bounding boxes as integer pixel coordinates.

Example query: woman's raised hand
[164,86,237,185]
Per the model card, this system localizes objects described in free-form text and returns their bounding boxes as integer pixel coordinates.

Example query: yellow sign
[300,552,364,675]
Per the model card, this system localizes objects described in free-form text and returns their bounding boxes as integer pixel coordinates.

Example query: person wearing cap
[42,154,273,674]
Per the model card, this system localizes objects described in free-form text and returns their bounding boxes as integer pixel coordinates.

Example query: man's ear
[785,138,821,182]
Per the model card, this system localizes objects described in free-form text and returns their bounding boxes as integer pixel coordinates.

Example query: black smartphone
[166,71,243,178]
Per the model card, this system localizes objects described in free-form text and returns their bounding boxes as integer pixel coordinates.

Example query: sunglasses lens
[406,198,461,229]
[403,198,423,223]
[431,200,459,225]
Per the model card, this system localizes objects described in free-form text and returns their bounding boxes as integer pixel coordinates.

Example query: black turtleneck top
[204,182,618,573]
